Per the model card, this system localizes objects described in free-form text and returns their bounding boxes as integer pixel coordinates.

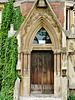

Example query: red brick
[50,3,64,27]
[21,3,33,16]
[21,2,64,27]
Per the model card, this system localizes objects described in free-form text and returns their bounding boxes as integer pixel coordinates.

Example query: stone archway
[17,18,62,96]
[16,1,62,96]
[22,16,60,50]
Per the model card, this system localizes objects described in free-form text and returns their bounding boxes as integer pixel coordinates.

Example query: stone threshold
[30,92,61,98]
[19,96,62,100]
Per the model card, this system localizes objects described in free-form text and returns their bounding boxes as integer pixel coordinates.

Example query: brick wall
[21,2,33,16]
[21,2,64,27]
[50,2,64,27]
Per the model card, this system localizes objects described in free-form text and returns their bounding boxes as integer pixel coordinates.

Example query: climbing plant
[12,7,23,30]
[68,92,75,100]
[0,37,18,100]
[0,0,26,99]
[2,0,14,31]
[0,30,8,91]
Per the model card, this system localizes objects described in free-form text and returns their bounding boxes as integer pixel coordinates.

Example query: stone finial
[37,0,47,8]
[8,24,16,37]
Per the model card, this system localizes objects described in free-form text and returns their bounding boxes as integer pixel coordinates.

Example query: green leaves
[2,0,14,31]
[0,30,8,91]
[68,92,75,100]
[0,0,25,99]
[12,7,23,30]
[1,37,18,100]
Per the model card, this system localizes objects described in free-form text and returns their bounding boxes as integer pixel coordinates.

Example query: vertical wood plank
[31,51,54,93]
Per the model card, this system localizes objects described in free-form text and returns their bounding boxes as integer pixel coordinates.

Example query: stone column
[57,54,61,76]
[21,50,31,96]
[61,52,68,100]
[28,54,30,75]
[21,52,23,76]
[54,51,61,96]
[23,54,27,76]
[27,54,31,95]
[54,53,57,95]
[57,53,61,96]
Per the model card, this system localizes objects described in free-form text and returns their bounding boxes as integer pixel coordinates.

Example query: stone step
[20,96,62,100]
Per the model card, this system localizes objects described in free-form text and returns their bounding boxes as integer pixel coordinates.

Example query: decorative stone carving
[69,24,75,38]
[24,50,31,55]
[37,0,47,8]
[21,36,25,49]
[21,7,62,50]
[66,24,75,38]
[24,25,27,34]
[61,47,66,53]
[68,40,75,52]
[22,7,61,40]
[69,43,74,51]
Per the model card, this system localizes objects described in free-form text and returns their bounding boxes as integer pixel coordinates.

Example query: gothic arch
[16,0,64,96]
[23,16,59,50]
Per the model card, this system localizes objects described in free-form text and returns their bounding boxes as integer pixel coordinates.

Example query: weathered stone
[13,0,75,100]
[20,96,62,100]
[13,78,20,100]
[8,24,16,37]
[67,24,75,39]
[69,56,75,89]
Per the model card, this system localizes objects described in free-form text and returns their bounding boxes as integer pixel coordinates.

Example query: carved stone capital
[54,49,61,54]
[23,49,31,55]
[61,47,66,54]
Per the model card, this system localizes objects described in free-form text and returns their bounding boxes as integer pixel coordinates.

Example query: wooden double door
[31,50,54,94]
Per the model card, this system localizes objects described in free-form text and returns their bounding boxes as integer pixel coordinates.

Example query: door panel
[31,51,54,94]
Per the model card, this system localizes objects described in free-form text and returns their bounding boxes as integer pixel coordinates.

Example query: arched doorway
[16,0,62,96]
[31,50,54,94]
[30,28,54,94]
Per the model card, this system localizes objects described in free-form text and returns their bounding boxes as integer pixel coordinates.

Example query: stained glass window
[33,27,52,44]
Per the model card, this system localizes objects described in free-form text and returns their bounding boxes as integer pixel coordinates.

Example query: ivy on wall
[0,37,18,100]
[12,7,23,30]
[0,30,8,91]
[2,0,14,31]
[0,0,25,99]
